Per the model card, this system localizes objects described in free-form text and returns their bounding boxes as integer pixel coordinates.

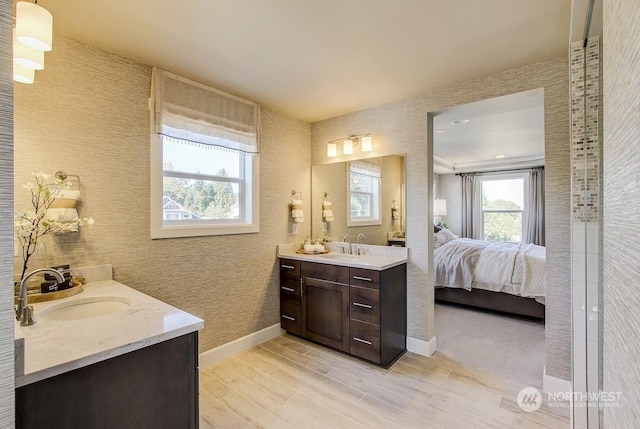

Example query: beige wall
[311,57,571,378]
[603,0,640,426]
[13,36,311,353]
[0,0,15,424]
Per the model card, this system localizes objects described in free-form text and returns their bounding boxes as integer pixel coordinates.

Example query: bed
[434,236,546,319]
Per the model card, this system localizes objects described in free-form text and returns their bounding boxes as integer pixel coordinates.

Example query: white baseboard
[407,335,437,356]
[199,323,284,369]
[543,366,572,394]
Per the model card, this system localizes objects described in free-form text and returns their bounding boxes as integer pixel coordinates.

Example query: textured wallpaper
[13,35,312,353]
[0,0,15,425]
[311,57,571,379]
[603,0,640,426]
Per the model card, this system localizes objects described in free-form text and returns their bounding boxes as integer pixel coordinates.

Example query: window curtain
[524,167,545,245]
[460,174,482,239]
[151,67,260,154]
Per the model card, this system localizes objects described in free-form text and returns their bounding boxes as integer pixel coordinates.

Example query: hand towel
[50,189,81,209]
[322,201,332,209]
[291,209,304,218]
[45,208,79,222]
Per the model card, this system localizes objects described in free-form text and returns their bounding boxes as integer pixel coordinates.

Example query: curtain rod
[454,166,544,176]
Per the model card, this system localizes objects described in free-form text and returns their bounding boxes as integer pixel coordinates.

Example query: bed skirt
[435,287,545,319]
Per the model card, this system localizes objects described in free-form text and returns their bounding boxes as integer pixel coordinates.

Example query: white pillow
[435,228,458,244]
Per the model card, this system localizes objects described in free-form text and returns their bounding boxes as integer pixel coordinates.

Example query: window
[348,160,381,226]
[150,68,260,238]
[481,175,527,242]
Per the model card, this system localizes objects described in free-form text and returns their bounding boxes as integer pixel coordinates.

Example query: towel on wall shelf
[290,198,304,223]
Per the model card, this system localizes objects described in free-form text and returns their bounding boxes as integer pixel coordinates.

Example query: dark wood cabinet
[279,258,406,367]
[16,332,199,429]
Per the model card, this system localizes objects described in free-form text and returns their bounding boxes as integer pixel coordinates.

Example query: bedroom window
[150,68,260,238]
[481,176,526,242]
[348,160,382,226]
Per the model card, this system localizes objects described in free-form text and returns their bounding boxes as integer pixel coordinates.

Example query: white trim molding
[199,323,284,369]
[543,367,572,394]
[407,335,437,356]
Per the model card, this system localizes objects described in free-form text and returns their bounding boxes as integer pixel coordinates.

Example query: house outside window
[150,68,260,238]
[480,174,528,242]
[348,160,381,226]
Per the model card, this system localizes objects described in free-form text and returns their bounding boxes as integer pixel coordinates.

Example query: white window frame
[150,69,259,239]
[479,172,529,243]
[347,162,382,227]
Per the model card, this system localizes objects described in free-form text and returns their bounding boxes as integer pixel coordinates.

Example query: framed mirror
[311,154,406,246]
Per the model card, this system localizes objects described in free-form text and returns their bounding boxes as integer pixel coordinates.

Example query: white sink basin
[40,296,131,321]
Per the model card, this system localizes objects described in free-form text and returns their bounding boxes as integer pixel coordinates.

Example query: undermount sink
[40,296,131,321]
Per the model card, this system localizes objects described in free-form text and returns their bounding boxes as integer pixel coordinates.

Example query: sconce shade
[16,1,53,52]
[327,142,337,158]
[361,135,372,152]
[13,63,35,84]
[343,139,353,155]
[435,199,447,216]
[14,31,45,70]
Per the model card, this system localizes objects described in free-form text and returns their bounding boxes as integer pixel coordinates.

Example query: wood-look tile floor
[199,334,569,429]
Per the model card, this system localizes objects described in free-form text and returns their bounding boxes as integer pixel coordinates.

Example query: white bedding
[434,238,546,302]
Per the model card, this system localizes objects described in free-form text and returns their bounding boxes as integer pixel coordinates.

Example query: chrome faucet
[16,268,65,326]
[342,235,352,254]
[355,233,366,255]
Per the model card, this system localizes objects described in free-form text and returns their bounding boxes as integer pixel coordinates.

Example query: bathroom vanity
[278,244,407,367]
[14,266,203,429]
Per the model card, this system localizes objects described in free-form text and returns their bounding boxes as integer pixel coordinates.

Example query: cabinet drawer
[350,286,380,325]
[279,259,300,277]
[350,320,380,363]
[280,276,301,298]
[302,262,349,284]
[281,300,301,335]
[350,268,380,290]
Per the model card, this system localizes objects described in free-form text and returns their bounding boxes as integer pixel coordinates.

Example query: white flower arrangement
[14,172,94,283]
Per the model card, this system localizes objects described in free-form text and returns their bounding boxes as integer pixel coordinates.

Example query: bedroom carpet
[434,303,545,388]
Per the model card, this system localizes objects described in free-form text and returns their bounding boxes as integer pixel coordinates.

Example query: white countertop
[15,278,204,388]
[277,242,408,270]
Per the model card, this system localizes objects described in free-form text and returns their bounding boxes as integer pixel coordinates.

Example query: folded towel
[291,209,304,218]
[323,210,333,217]
[324,216,334,222]
[293,217,304,223]
[322,201,332,209]
[290,199,303,206]
[45,208,79,222]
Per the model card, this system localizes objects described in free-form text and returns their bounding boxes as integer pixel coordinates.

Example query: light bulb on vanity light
[361,135,372,152]
[14,30,44,70]
[343,139,354,155]
[327,142,337,158]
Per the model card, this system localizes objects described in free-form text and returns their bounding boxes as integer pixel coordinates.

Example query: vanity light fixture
[327,134,373,157]
[13,1,53,84]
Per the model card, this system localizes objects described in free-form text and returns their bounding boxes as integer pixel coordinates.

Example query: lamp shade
[435,199,447,216]
[327,142,337,158]
[16,1,53,52]
[14,31,45,70]
[13,63,35,84]
[343,139,353,155]
[361,135,372,152]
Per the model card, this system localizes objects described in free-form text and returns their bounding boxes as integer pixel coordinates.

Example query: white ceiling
[433,89,545,174]
[34,0,571,123]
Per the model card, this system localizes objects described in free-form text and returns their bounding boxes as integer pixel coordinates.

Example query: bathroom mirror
[311,154,406,246]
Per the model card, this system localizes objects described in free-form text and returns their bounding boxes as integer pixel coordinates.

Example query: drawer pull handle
[281,264,295,270]
[353,302,373,309]
[282,315,296,321]
[353,276,373,282]
[353,337,372,345]
[281,286,295,292]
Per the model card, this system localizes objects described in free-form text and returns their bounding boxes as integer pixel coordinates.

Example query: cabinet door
[301,277,349,352]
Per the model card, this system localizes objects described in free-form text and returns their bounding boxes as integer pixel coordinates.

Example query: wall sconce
[327,134,373,158]
[13,1,53,84]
